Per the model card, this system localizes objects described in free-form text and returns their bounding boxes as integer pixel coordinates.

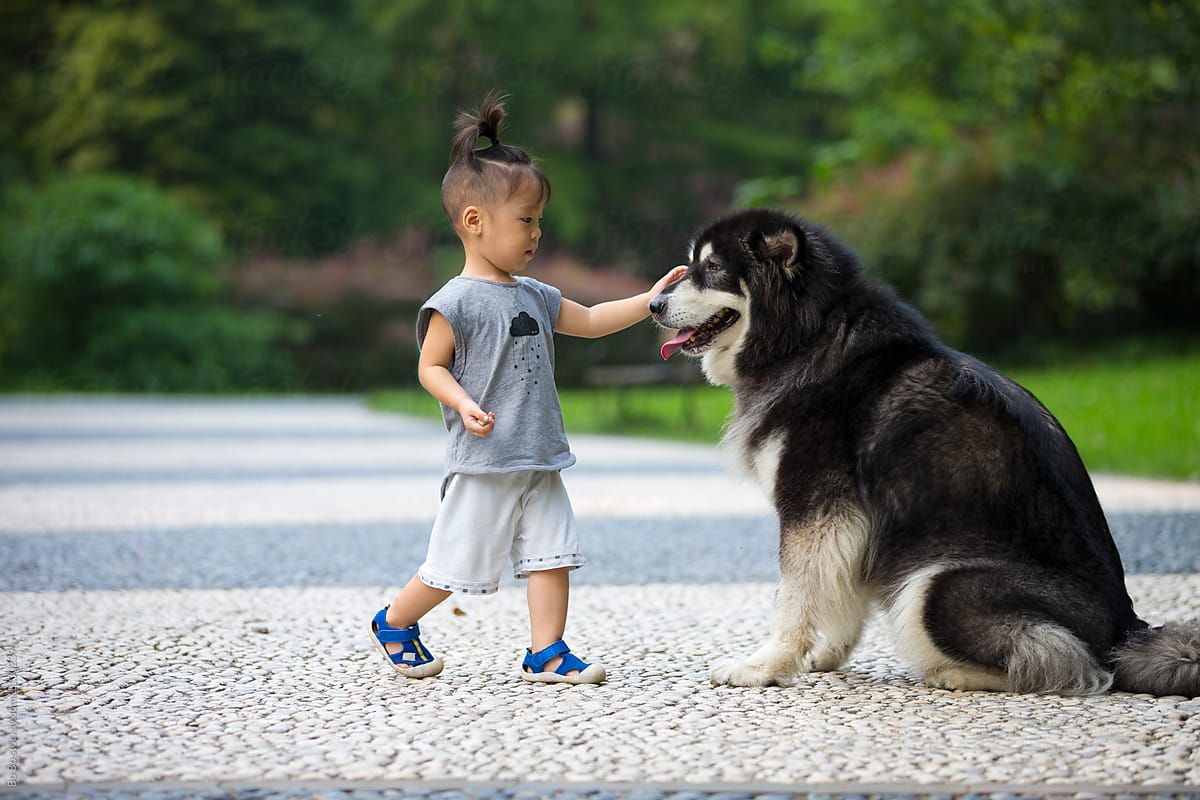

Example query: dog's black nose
[649,295,667,315]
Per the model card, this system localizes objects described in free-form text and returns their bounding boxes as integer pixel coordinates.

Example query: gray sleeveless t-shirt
[416,276,576,488]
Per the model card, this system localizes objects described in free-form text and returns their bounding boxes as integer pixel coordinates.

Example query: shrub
[789,146,1200,355]
[0,173,300,390]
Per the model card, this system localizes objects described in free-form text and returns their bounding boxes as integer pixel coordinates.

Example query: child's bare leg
[384,574,451,659]
[527,567,576,675]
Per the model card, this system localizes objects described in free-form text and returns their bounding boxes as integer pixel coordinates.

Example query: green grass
[1009,352,1200,481]
[560,385,735,441]
[369,384,736,442]
[370,350,1200,481]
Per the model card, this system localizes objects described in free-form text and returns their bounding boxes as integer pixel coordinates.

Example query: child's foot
[369,607,443,678]
[521,640,605,684]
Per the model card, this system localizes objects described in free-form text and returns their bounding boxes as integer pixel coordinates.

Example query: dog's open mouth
[660,309,740,359]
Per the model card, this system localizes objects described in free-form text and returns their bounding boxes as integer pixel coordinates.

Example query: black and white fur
[650,208,1200,696]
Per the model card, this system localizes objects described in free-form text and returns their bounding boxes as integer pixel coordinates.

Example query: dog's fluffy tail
[1111,620,1200,697]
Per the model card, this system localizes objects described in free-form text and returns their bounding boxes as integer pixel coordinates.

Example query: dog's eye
[706,261,723,272]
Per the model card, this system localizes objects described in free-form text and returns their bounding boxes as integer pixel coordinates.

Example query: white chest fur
[723,411,785,500]
[751,431,786,497]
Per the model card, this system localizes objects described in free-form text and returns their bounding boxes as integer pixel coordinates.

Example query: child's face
[477,182,545,277]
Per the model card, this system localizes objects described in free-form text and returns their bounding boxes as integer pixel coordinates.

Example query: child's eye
[520,217,533,224]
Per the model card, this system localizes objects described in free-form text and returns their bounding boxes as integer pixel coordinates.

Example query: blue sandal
[521,639,605,684]
[370,607,443,678]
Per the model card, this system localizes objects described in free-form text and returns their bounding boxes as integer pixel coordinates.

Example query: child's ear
[461,205,482,235]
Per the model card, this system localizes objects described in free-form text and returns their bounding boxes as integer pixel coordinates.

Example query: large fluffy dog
[651,208,1200,696]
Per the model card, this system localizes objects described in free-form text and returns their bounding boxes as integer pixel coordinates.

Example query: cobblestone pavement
[2,397,1199,800]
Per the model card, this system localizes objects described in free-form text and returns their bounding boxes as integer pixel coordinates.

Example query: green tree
[363,0,833,269]
[752,0,1200,350]
[7,1,398,255]
[804,0,1197,169]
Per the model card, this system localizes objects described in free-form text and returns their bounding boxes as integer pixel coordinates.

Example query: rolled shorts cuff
[418,566,499,596]
[513,553,587,580]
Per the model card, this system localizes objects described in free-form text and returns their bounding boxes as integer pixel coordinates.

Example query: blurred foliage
[802,145,1200,352]
[0,1,1197,390]
[2,0,398,255]
[0,174,301,390]
[0,0,828,264]
[750,0,1200,351]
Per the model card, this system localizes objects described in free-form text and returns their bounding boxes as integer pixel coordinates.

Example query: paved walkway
[2,397,1199,800]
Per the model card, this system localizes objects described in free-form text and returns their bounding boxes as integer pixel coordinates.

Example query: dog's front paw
[710,657,790,687]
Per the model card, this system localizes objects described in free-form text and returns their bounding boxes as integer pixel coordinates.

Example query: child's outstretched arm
[419,310,495,438]
[555,265,687,339]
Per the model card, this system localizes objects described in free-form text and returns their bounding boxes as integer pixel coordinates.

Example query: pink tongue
[660,329,695,360]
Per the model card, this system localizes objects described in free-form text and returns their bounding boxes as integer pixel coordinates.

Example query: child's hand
[461,403,495,438]
[649,265,689,299]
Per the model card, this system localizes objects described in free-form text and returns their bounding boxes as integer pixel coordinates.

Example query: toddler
[369,91,684,684]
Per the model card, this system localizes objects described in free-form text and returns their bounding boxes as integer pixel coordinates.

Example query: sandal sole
[369,627,444,679]
[521,663,606,685]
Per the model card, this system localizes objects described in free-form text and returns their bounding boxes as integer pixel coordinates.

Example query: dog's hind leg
[888,564,1114,695]
[711,511,871,687]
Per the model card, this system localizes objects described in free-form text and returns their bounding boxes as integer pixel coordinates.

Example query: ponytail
[449,90,511,167]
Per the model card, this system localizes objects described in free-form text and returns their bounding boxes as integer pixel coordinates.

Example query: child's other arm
[419,311,495,438]
[555,265,687,339]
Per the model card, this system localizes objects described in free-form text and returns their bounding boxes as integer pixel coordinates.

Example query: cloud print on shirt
[509,311,540,337]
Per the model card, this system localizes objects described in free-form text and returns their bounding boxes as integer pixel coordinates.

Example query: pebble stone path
[2,397,1199,800]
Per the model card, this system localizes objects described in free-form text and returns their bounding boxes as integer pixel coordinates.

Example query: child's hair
[440,91,551,229]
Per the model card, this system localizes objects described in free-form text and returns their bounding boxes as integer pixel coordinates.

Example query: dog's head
[650,208,858,382]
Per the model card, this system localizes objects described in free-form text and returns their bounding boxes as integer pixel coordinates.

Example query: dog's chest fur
[724,385,792,498]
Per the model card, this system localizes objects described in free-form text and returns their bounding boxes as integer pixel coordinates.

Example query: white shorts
[418,470,585,595]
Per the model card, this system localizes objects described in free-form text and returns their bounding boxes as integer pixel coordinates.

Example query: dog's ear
[741,223,812,371]
[757,227,805,275]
